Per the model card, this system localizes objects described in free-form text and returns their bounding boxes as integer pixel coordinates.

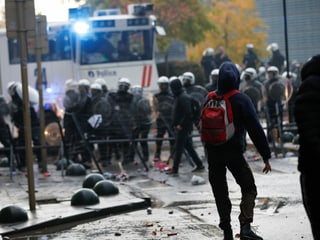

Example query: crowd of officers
[61,72,208,174]
[0,42,302,174]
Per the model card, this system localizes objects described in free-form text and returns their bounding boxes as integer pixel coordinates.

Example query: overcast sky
[1,0,79,22]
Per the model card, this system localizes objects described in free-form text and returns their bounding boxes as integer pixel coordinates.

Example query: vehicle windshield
[79,29,153,65]
[8,28,153,65]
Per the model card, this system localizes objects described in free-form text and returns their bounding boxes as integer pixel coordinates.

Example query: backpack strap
[224,89,239,98]
[223,89,239,123]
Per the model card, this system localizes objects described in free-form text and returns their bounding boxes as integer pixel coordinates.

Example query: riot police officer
[182,71,208,128]
[152,76,175,162]
[205,68,219,92]
[63,79,92,168]
[89,82,112,166]
[267,43,285,72]
[130,85,152,164]
[239,67,266,113]
[107,78,135,165]
[264,66,285,142]
[201,48,216,83]
[242,43,260,70]
[8,82,42,171]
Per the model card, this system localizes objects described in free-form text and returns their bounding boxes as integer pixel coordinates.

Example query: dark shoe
[240,224,263,240]
[166,170,178,177]
[223,228,234,240]
[192,165,205,172]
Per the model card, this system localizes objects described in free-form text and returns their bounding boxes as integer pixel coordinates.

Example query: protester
[166,77,204,176]
[204,61,271,240]
[294,54,320,240]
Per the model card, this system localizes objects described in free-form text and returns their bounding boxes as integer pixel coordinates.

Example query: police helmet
[118,77,130,87]
[131,85,143,96]
[267,66,279,74]
[118,77,131,92]
[246,43,254,49]
[203,47,214,56]
[7,81,17,97]
[169,76,179,82]
[157,76,169,84]
[182,72,195,85]
[210,69,219,76]
[244,67,257,79]
[95,78,107,87]
[281,71,297,80]
[267,43,279,52]
[258,66,266,74]
[79,79,90,86]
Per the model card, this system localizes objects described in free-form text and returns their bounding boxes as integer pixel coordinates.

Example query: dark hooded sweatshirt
[294,55,320,173]
[211,61,271,161]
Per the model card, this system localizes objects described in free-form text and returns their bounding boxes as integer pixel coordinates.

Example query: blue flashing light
[73,21,90,34]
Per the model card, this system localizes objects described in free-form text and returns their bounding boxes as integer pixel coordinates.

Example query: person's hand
[263,159,272,173]
[175,125,182,131]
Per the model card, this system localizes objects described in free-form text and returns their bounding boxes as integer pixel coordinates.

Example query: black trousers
[300,172,320,240]
[172,128,203,173]
[206,146,257,230]
[155,119,175,158]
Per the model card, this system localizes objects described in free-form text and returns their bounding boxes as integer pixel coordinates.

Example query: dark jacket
[294,55,320,172]
[213,62,271,161]
[170,79,193,131]
[268,50,285,72]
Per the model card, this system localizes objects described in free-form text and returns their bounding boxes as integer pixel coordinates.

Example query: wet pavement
[0,138,314,240]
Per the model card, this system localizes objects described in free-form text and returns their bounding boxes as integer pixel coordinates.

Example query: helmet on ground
[182,72,195,86]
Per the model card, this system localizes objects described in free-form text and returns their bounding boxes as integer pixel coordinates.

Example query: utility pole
[5,0,37,211]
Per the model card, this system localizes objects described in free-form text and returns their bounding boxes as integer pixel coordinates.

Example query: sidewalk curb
[1,197,150,238]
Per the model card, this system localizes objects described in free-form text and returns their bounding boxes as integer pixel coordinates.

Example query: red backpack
[200,89,239,145]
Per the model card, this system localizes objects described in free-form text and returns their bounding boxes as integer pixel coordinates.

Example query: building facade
[256,0,320,64]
